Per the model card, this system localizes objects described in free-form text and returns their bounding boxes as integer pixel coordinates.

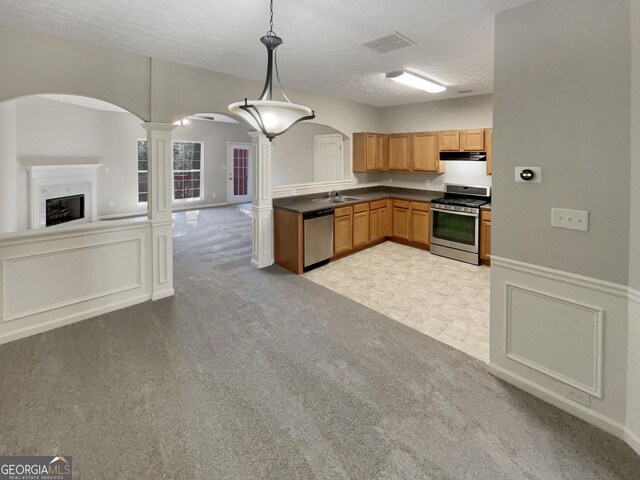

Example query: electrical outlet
[290,189,297,196]
[551,208,589,232]
[388,177,393,184]
[564,386,591,407]
[425,179,431,186]
[104,167,110,173]
[211,193,216,198]
[108,201,114,208]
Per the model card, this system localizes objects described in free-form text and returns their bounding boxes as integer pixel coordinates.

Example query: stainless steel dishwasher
[303,208,334,270]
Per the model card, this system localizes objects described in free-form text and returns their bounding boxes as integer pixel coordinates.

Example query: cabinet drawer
[369,199,387,210]
[353,203,369,214]
[481,210,492,222]
[334,206,353,218]
[411,201,430,212]
[393,199,410,209]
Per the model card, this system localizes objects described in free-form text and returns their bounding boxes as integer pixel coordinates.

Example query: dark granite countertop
[273,186,444,213]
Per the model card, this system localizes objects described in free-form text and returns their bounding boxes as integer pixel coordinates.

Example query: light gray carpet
[0,204,638,479]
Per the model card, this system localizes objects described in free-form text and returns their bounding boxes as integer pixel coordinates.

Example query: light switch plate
[551,207,589,231]
[515,166,542,183]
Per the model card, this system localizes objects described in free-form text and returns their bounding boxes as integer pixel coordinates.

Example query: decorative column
[249,132,274,268]
[142,123,176,300]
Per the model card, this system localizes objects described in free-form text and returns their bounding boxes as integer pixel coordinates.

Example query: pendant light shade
[228,1,315,141]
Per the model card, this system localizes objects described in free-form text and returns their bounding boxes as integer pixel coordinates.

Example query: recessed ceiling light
[385,70,446,93]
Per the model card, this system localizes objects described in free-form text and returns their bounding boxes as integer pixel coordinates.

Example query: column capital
[141,122,177,132]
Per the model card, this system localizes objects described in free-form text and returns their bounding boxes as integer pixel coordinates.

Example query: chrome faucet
[328,190,341,198]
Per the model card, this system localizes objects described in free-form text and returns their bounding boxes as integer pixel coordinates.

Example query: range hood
[440,151,487,161]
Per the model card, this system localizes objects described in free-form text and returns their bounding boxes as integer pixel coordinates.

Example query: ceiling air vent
[362,31,416,54]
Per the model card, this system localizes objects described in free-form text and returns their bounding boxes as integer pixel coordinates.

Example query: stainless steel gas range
[430,184,491,265]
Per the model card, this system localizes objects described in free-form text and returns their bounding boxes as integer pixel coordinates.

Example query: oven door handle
[431,207,479,217]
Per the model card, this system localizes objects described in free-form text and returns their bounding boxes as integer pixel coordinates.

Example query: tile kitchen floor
[304,241,491,362]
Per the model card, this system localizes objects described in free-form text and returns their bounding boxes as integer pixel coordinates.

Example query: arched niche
[0,94,148,235]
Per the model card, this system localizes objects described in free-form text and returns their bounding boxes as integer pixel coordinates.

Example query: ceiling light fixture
[385,70,446,93]
[228,0,315,141]
[173,117,191,127]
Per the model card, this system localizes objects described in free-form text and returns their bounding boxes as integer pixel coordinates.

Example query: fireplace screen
[46,194,85,227]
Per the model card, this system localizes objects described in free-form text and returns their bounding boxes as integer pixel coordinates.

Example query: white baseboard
[152,289,175,301]
[171,201,229,212]
[0,294,151,346]
[624,426,640,456]
[486,362,627,441]
[251,258,274,269]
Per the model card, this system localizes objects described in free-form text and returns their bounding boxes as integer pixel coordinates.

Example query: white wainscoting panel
[505,283,603,397]
[3,239,141,322]
[490,256,629,428]
[0,220,153,345]
[626,290,640,454]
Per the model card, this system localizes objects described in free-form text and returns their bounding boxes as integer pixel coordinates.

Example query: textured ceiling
[0,0,534,107]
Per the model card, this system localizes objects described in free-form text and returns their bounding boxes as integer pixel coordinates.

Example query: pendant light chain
[267,0,275,36]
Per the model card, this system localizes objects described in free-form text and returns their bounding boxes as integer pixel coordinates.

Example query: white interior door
[227,143,252,204]
[314,134,344,182]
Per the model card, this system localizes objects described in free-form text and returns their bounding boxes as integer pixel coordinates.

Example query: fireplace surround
[25,164,104,229]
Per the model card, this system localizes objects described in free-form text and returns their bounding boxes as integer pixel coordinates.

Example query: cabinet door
[353,210,370,248]
[369,208,380,242]
[388,134,411,171]
[365,134,386,171]
[480,220,491,263]
[412,132,441,172]
[461,129,485,151]
[379,206,389,238]
[438,131,460,151]
[485,128,493,175]
[365,134,378,171]
[334,214,353,255]
[393,205,410,240]
[410,206,430,246]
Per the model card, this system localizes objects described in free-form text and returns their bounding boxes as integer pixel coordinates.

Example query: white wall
[627,0,640,451]
[490,0,638,454]
[367,94,494,191]
[0,100,18,232]
[272,123,346,187]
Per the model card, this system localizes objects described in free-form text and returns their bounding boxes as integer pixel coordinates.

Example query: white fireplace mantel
[25,164,105,229]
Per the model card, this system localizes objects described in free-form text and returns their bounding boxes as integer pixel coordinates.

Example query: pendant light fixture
[228,0,315,141]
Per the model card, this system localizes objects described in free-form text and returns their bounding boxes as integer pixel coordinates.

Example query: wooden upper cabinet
[411,132,444,173]
[485,128,493,175]
[461,129,485,151]
[438,131,460,151]
[353,133,387,172]
[388,134,411,171]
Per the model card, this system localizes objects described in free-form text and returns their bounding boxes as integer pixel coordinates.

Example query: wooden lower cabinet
[273,207,304,274]
[369,199,389,242]
[480,209,491,264]
[410,202,430,246]
[353,203,370,248]
[392,200,410,240]
[333,206,353,256]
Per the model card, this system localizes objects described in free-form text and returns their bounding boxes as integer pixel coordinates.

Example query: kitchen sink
[312,195,361,204]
